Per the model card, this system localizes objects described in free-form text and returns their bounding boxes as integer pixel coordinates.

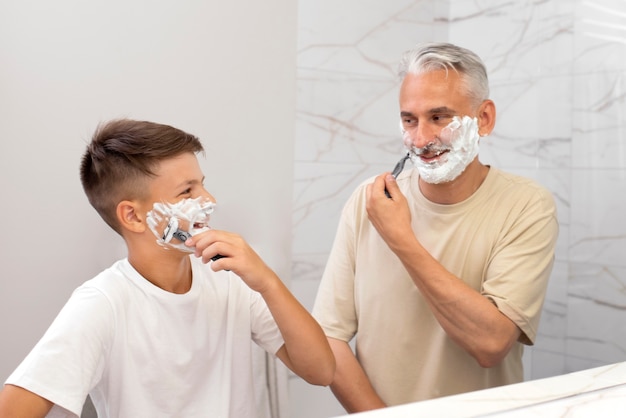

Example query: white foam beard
[146,196,216,253]
[402,116,481,184]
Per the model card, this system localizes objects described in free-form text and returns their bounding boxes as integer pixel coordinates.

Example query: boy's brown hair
[80,119,204,234]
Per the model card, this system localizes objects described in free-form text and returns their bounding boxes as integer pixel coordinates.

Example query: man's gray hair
[398,42,490,106]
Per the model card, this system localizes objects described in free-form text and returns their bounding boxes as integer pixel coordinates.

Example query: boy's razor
[163,217,225,262]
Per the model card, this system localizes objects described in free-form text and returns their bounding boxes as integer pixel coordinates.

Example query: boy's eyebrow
[175,176,205,189]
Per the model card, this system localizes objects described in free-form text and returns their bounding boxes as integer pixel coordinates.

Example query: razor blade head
[172,229,191,242]
[162,217,191,243]
[162,217,179,242]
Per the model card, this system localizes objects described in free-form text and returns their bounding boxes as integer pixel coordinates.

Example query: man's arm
[366,174,521,367]
[326,338,386,413]
[188,230,335,386]
[0,384,53,418]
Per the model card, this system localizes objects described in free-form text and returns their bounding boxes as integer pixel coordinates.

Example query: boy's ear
[116,200,147,233]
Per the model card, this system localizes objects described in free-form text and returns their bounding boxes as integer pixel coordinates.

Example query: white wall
[0,1,297,404]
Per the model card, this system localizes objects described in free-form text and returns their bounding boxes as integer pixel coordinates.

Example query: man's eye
[179,188,192,196]
[432,114,452,123]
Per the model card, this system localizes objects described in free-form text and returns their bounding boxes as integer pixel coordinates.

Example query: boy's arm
[259,274,335,386]
[326,338,386,413]
[0,384,53,418]
[188,230,335,386]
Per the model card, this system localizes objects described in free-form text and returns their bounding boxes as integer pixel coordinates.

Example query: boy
[0,119,335,417]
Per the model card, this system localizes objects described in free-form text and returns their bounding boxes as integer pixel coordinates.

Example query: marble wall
[290,0,626,416]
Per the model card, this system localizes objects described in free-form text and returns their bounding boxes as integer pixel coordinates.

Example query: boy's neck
[128,248,193,294]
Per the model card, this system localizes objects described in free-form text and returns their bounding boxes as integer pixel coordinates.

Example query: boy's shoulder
[75,258,138,305]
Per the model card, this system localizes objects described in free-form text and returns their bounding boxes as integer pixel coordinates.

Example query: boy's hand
[186,230,276,293]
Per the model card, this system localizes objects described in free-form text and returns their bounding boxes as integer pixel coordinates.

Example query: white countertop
[336,362,626,417]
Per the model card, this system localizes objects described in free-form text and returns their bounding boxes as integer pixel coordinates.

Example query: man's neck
[418,161,490,205]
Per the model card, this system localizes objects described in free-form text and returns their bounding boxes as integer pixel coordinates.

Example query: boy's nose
[200,189,217,204]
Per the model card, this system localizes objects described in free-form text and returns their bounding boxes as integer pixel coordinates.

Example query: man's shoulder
[491,168,551,193]
[488,168,556,209]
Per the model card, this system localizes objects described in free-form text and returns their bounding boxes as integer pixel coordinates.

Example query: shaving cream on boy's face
[146,196,216,253]
[402,115,481,184]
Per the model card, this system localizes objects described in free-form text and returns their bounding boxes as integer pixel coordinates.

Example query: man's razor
[384,153,410,198]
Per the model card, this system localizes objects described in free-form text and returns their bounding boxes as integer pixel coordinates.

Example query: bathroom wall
[290,0,626,416]
[0,1,296,417]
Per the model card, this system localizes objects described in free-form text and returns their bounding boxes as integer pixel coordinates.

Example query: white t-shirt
[6,256,285,418]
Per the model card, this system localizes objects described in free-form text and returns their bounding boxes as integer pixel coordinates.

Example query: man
[312,42,558,412]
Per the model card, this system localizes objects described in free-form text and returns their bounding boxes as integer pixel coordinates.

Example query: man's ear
[477,99,496,137]
[116,200,147,234]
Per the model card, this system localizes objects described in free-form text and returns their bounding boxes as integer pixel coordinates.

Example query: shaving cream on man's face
[146,196,216,252]
[403,115,481,184]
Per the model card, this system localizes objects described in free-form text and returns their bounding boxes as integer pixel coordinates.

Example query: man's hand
[366,173,412,251]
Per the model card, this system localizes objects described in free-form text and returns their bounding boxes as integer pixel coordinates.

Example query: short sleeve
[312,191,360,342]
[483,186,559,345]
[249,291,284,355]
[5,285,114,416]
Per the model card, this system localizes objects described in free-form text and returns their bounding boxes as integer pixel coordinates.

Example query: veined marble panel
[295,1,453,170]
[336,362,626,418]
[295,72,403,164]
[481,382,626,417]
[572,71,626,169]
[528,349,567,381]
[478,76,573,170]
[292,162,392,255]
[574,0,626,74]
[297,0,448,73]
[535,260,569,350]
[449,0,575,80]
[565,355,611,374]
[523,258,568,379]
[566,263,626,364]
[569,169,626,266]
[570,263,626,311]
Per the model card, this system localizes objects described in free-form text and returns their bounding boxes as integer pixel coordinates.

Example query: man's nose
[405,124,437,149]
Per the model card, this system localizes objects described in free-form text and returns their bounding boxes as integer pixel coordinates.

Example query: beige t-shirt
[313,167,558,405]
